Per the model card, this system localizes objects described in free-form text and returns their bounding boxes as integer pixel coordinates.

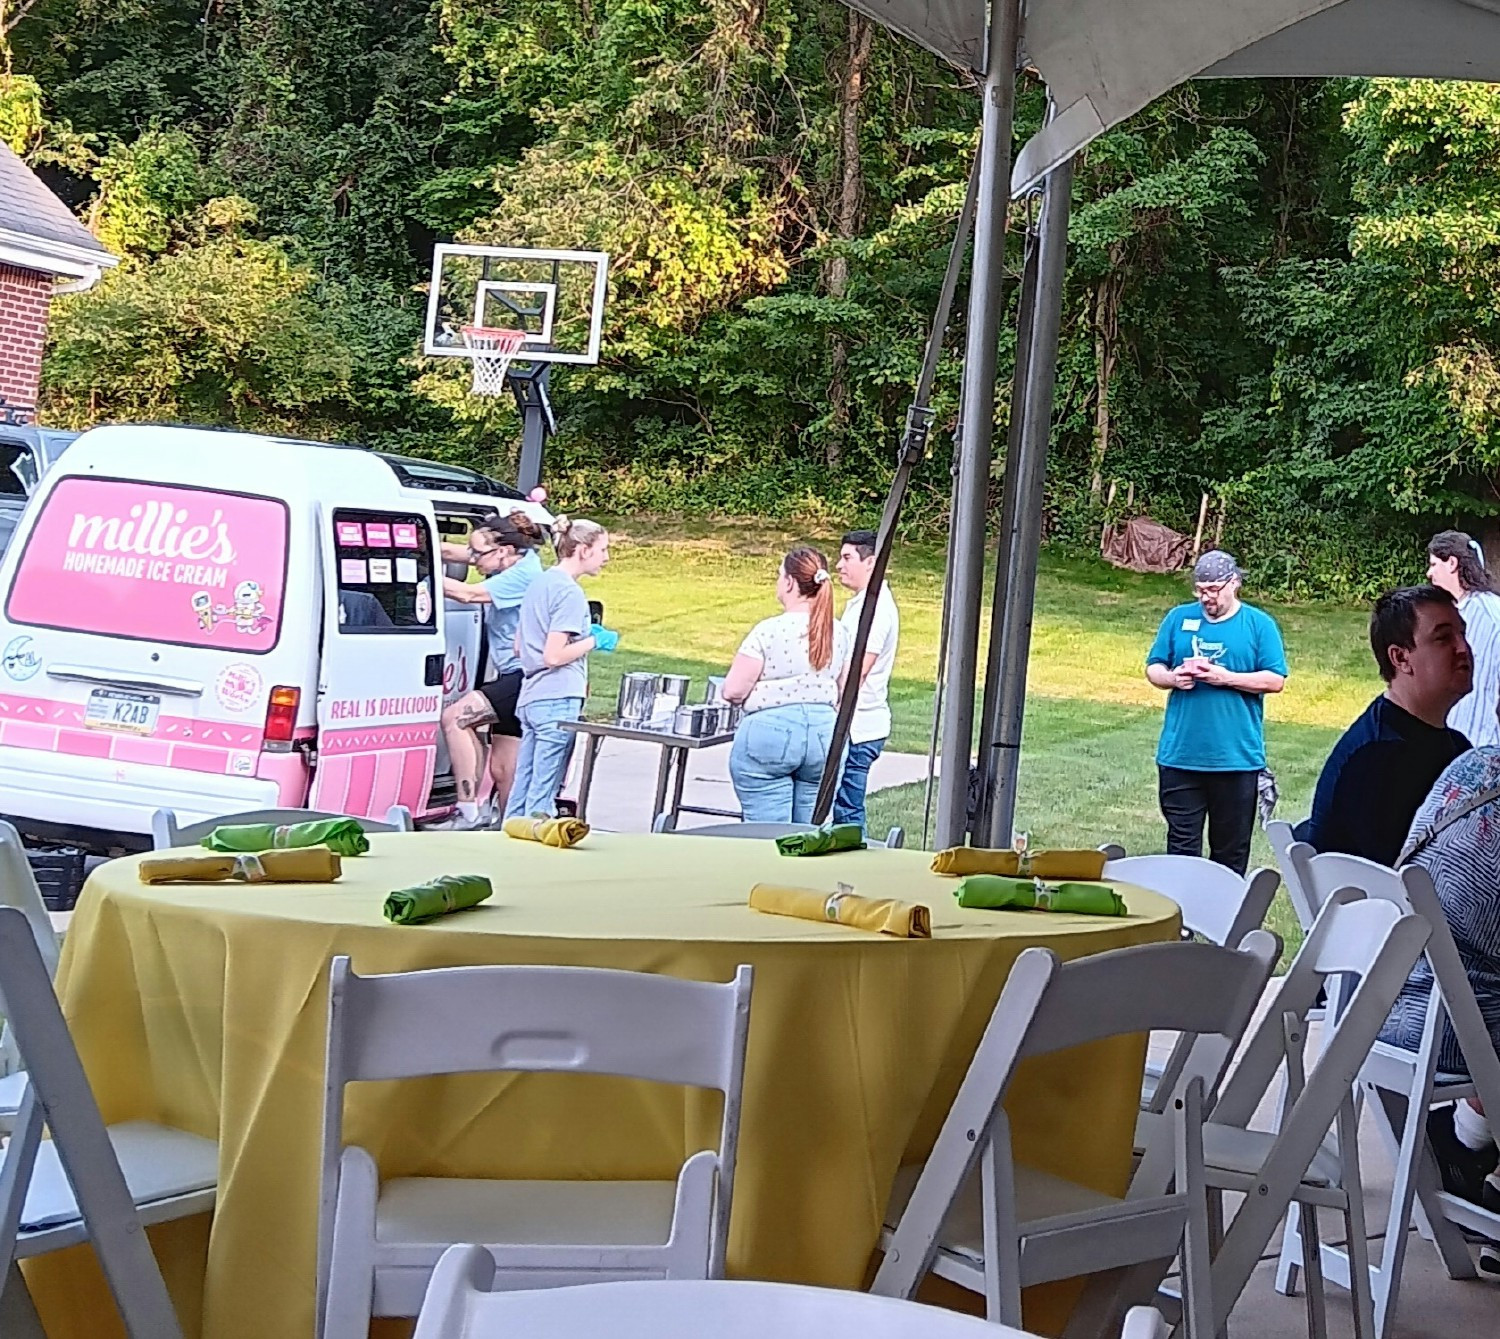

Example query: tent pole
[983,152,1075,848]
[933,0,1023,849]
[971,221,1038,842]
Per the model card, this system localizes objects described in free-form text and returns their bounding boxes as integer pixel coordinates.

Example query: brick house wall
[0,263,50,412]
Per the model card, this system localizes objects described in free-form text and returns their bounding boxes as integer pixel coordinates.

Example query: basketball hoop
[461,326,527,396]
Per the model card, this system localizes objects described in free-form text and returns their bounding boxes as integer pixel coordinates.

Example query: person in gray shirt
[504,516,617,819]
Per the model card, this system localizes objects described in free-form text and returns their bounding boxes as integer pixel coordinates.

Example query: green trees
[8,3,1500,594]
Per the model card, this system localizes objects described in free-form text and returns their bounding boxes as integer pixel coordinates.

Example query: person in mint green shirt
[1145,550,1289,873]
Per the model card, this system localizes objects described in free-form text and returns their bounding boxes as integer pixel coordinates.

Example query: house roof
[0,141,115,278]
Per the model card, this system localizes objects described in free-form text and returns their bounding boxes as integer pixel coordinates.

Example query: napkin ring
[1032,877,1054,909]
[273,825,294,848]
[824,881,857,920]
[235,854,268,883]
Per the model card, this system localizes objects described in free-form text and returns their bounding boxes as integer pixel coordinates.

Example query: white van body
[0,424,546,848]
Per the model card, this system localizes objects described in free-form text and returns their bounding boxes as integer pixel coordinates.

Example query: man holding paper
[1145,550,1288,873]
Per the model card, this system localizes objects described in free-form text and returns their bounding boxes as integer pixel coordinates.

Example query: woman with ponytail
[505,516,616,820]
[1429,530,1500,746]
[722,546,852,822]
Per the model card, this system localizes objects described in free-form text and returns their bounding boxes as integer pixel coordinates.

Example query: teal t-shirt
[1147,601,1289,771]
[481,548,542,675]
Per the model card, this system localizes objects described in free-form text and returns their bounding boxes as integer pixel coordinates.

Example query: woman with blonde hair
[504,516,616,820]
[722,545,852,822]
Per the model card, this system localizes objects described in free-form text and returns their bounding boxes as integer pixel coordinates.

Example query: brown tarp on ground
[1101,516,1193,573]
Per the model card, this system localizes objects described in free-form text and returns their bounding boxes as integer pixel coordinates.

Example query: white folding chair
[655,817,906,848]
[1135,888,1427,1339]
[1102,855,1279,950]
[1265,820,1319,933]
[0,822,64,1128]
[1103,855,1279,1109]
[0,906,218,1337]
[871,931,1281,1339]
[1136,890,1426,1339]
[413,1245,1034,1339]
[1121,1307,1169,1339]
[152,803,414,848]
[1281,849,1500,1337]
[318,959,754,1339]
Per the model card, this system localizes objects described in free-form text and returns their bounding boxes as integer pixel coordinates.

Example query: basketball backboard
[423,244,609,365]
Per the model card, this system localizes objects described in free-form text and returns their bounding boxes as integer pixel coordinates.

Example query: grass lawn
[584,519,1387,948]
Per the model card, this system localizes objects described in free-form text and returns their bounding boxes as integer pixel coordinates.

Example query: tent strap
[811,152,983,825]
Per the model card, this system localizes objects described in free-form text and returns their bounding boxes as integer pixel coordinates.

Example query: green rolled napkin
[775,824,867,857]
[383,874,493,924]
[955,874,1127,917]
[202,817,370,857]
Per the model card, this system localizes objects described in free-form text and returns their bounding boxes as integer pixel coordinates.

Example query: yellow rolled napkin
[749,882,931,938]
[502,815,590,848]
[139,848,342,884]
[930,846,1106,880]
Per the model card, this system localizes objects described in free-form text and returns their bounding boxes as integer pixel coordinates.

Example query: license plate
[85,689,161,734]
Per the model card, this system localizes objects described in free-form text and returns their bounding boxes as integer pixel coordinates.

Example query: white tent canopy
[839,0,1500,190]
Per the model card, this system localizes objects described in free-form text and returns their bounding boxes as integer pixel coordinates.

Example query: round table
[30,832,1180,1339]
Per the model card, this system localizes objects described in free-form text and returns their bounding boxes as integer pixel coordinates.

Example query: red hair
[783,546,834,671]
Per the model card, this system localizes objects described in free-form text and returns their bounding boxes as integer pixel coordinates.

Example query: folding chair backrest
[1291,847,1500,1118]
[414,1245,1021,1339]
[1102,854,1279,948]
[327,959,752,1091]
[1264,820,1319,931]
[153,805,413,848]
[0,907,183,1337]
[1212,888,1416,1127]
[0,821,61,980]
[1019,933,1280,1061]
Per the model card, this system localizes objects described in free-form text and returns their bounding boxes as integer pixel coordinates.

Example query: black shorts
[478,670,524,738]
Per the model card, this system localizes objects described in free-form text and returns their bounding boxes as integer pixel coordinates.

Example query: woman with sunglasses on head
[438,510,546,828]
[722,545,852,823]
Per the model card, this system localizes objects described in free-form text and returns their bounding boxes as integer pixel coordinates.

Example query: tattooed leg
[441,693,497,802]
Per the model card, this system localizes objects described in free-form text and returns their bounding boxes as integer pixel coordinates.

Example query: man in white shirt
[834,529,900,832]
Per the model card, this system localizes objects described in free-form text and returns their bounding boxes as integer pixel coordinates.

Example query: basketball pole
[514,364,551,494]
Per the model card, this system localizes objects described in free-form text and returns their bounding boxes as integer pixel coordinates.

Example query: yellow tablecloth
[30,832,1180,1339]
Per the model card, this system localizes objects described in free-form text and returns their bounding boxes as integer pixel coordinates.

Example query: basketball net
[461,326,528,396]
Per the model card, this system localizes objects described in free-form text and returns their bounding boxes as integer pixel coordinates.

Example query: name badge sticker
[1182,618,1201,632]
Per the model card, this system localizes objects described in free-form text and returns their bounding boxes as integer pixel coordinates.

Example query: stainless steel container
[617,671,659,725]
[673,704,715,738]
[705,675,728,705]
[658,674,691,707]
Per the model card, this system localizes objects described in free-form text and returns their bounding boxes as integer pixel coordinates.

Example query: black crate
[28,846,87,912]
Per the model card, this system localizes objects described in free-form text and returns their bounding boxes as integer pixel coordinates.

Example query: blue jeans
[505,697,583,820]
[729,703,836,824]
[833,736,886,833]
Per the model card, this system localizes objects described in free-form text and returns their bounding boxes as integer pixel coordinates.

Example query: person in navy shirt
[1295,586,1473,867]
[1146,550,1288,873]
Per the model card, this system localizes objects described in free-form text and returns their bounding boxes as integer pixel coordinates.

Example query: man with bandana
[1145,550,1289,873]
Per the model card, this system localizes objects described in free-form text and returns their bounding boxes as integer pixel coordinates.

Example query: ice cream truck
[0,423,549,851]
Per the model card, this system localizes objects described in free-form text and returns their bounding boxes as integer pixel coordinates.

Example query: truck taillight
[264,686,300,750]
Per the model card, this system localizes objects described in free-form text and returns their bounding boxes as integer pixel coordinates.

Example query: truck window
[7,476,288,652]
[333,508,436,634]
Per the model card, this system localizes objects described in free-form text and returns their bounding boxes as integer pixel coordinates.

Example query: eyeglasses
[1194,581,1232,597]
[468,545,499,560]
